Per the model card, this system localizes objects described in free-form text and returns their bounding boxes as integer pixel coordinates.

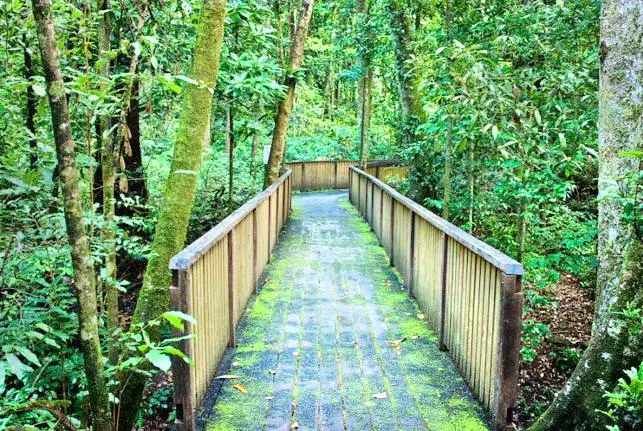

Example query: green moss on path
[203,191,489,430]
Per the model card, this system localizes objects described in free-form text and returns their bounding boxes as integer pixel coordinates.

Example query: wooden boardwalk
[199,191,489,431]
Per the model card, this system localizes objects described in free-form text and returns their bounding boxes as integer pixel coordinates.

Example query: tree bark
[386,0,423,143]
[95,0,120,365]
[264,0,315,187]
[227,103,235,208]
[23,34,38,170]
[357,0,372,168]
[529,1,643,429]
[30,1,112,429]
[116,1,228,429]
[116,77,148,209]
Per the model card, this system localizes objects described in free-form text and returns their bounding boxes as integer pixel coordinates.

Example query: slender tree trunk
[467,140,475,232]
[116,77,148,209]
[273,0,285,69]
[227,103,235,208]
[116,2,228,429]
[251,119,259,182]
[442,116,453,221]
[357,0,372,168]
[95,0,119,365]
[23,34,38,170]
[264,0,315,187]
[386,0,423,142]
[30,1,112,429]
[529,1,642,429]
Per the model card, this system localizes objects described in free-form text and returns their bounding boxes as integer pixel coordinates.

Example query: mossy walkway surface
[201,191,489,431]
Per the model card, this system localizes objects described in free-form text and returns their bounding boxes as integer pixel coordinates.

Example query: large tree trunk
[357,0,372,168]
[30,0,112,429]
[529,1,643,429]
[264,0,315,187]
[116,1,228,429]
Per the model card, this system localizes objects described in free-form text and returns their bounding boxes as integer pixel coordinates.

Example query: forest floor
[516,274,594,429]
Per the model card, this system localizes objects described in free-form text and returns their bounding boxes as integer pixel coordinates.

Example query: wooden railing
[349,167,523,431]
[285,160,408,191]
[168,170,292,431]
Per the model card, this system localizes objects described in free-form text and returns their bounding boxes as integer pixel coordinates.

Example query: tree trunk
[357,0,372,168]
[386,0,423,143]
[30,0,112,429]
[529,1,643,429]
[227,103,235,208]
[116,1,228,429]
[251,115,259,182]
[23,34,38,170]
[116,77,148,210]
[264,0,315,188]
[95,0,119,365]
[442,116,453,221]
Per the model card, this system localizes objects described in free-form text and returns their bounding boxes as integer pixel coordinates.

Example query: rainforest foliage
[0,0,641,429]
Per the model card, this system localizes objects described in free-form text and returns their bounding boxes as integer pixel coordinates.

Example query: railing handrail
[285,159,401,167]
[350,166,524,275]
[170,169,292,271]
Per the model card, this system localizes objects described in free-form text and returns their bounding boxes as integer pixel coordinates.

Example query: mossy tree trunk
[30,0,112,429]
[529,1,642,429]
[264,0,315,188]
[357,0,373,168]
[116,1,228,429]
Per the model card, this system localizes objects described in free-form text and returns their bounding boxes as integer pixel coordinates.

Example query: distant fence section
[169,171,292,431]
[349,167,523,431]
[285,160,408,191]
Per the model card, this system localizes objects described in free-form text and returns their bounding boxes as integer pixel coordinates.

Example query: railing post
[170,269,195,431]
[227,232,235,347]
[357,172,361,211]
[408,211,415,296]
[370,181,375,227]
[390,194,395,264]
[301,162,306,191]
[267,195,272,263]
[365,178,369,219]
[493,274,522,431]
[379,187,384,237]
[275,186,280,235]
[334,161,338,189]
[439,234,449,351]
[252,208,258,293]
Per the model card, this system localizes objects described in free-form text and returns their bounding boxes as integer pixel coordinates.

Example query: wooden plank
[348,167,524,275]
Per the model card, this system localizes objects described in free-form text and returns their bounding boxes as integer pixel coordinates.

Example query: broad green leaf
[146,350,172,372]
[16,346,41,367]
[162,311,197,331]
[6,353,32,379]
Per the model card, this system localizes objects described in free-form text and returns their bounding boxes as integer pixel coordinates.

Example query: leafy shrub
[600,363,643,431]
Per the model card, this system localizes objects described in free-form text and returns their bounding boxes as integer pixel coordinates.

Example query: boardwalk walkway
[200,191,489,431]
